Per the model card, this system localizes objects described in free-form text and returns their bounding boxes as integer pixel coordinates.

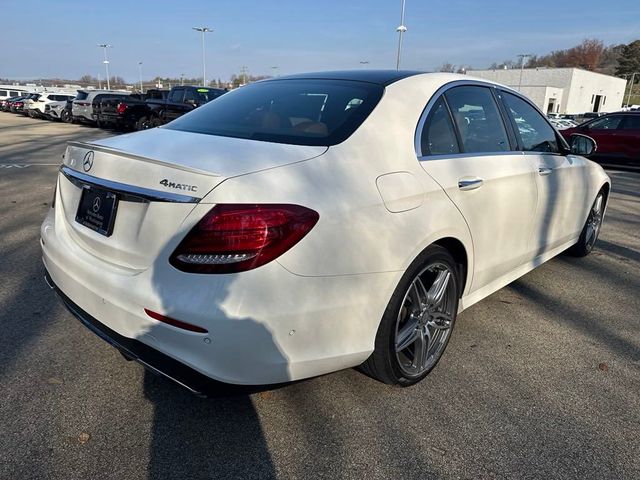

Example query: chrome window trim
[414,79,567,159]
[417,150,524,162]
[59,166,200,204]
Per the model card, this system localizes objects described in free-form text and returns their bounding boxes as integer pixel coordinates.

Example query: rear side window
[621,115,640,129]
[588,115,623,130]
[0,90,7,96]
[169,88,184,103]
[10,91,20,96]
[166,79,384,147]
[444,86,509,153]
[420,97,460,155]
[502,92,559,153]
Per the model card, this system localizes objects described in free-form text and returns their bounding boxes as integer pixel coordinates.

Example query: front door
[500,91,589,253]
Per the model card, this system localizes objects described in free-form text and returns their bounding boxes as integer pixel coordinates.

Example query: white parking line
[0,163,60,168]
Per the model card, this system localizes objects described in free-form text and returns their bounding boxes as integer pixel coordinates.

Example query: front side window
[502,91,559,153]
[420,97,459,155]
[444,86,510,153]
[588,115,623,130]
[166,79,384,147]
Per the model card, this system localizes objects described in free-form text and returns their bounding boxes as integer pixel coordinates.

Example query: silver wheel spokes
[395,265,454,376]
[586,194,603,246]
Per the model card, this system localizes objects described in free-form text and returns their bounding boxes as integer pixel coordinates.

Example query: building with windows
[465,68,626,115]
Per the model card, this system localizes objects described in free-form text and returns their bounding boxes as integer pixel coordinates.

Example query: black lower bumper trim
[44,271,218,396]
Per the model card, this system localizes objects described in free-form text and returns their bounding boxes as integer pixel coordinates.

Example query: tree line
[481,38,640,80]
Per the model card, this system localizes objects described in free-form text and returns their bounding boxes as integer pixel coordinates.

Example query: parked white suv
[25,92,76,118]
[72,90,130,124]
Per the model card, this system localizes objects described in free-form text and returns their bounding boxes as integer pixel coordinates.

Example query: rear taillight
[170,204,319,274]
[116,102,127,114]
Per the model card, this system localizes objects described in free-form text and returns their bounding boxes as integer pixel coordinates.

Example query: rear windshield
[75,91,89,101]
[166,79,384,146]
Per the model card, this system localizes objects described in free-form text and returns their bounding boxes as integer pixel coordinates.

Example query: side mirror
[569,134,597,156]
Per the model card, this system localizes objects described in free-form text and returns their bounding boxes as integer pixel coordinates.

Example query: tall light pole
[192,27,213,86]
[98,44,112,90]
[517,53,533,92]
[138,62,143,92]
[626,72,638,106]
[395,0,407,70]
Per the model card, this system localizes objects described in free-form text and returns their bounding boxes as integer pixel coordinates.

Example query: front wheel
[361,245,459,386]
[567,191,606,257]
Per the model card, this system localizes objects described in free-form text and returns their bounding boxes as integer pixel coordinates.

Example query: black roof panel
[271,70,425,86]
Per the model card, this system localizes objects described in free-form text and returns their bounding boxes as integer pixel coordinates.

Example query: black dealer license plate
[75,185,118,236]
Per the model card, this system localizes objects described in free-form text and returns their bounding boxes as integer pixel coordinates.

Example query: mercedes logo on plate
[82,151,95,172]
[92,197,101,212]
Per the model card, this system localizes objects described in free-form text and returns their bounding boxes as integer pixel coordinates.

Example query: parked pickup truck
[97,89,169,131]
[146,85,227,127]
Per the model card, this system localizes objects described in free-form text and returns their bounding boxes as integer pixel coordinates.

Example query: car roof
[271,69,425,86]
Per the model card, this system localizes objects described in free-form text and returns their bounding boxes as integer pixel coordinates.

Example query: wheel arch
[432,237,469,298]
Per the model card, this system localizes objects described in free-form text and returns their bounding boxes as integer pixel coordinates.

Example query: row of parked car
[0,85,227,131]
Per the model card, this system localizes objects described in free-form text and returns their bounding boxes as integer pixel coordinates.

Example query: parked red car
[561,112,640,166]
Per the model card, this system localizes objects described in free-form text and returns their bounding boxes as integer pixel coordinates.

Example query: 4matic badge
[159,179,198,192]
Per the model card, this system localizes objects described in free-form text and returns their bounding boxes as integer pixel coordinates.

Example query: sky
[1,0,639,83]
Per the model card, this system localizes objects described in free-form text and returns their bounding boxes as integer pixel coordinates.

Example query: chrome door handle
[538,167,553,176]
[458,177,484,191]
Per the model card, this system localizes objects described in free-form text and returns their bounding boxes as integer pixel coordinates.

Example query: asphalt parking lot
[0,112,638,480]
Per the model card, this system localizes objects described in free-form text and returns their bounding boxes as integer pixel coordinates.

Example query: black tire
[135,116,149,131]
[567,190,606,257]
[60,110,72,123]
[148,116,161,128]
[361,245,460,386]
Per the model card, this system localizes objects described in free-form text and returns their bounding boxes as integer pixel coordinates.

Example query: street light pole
[98,44,112,90]
[395,0,407,70]
[192,27,213,86]
[626,72,638,106]
[517,53,533,92]
[138,62,143,93]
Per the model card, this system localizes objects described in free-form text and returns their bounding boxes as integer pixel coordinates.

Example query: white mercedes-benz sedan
[41,71,609,392]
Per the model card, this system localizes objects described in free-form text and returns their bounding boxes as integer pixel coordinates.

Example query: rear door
[163,88,185,122]
[417,84,538,293]
[500,90,588,253]
[617,115,640,161]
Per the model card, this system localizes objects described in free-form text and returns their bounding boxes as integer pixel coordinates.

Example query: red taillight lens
[144,308,208,333]
[170,204,319,274]
[116,102,127,114]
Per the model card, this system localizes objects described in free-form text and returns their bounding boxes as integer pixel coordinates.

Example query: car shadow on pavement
[141,229,294,480]
[144,373,278,480]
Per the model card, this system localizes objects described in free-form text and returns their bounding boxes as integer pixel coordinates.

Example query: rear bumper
[44,271,214,395]
[41,204,395,386]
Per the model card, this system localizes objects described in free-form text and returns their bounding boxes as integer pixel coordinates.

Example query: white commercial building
[466,67,627,115]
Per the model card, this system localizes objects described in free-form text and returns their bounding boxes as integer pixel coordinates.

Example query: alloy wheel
[394,262,456,377]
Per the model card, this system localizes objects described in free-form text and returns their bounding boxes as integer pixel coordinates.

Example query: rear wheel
[362,245,459,386]
[567,191,605,257]
[135,116,149,130]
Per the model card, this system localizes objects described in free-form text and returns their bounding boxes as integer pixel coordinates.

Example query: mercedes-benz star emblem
[92,197,101,213]
[82,151,95,172]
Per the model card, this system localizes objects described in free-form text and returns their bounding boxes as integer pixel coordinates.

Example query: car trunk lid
[56,130,327,270]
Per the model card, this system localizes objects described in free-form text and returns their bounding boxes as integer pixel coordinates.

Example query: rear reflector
[170,204,319,274]
[144,308,208,333]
